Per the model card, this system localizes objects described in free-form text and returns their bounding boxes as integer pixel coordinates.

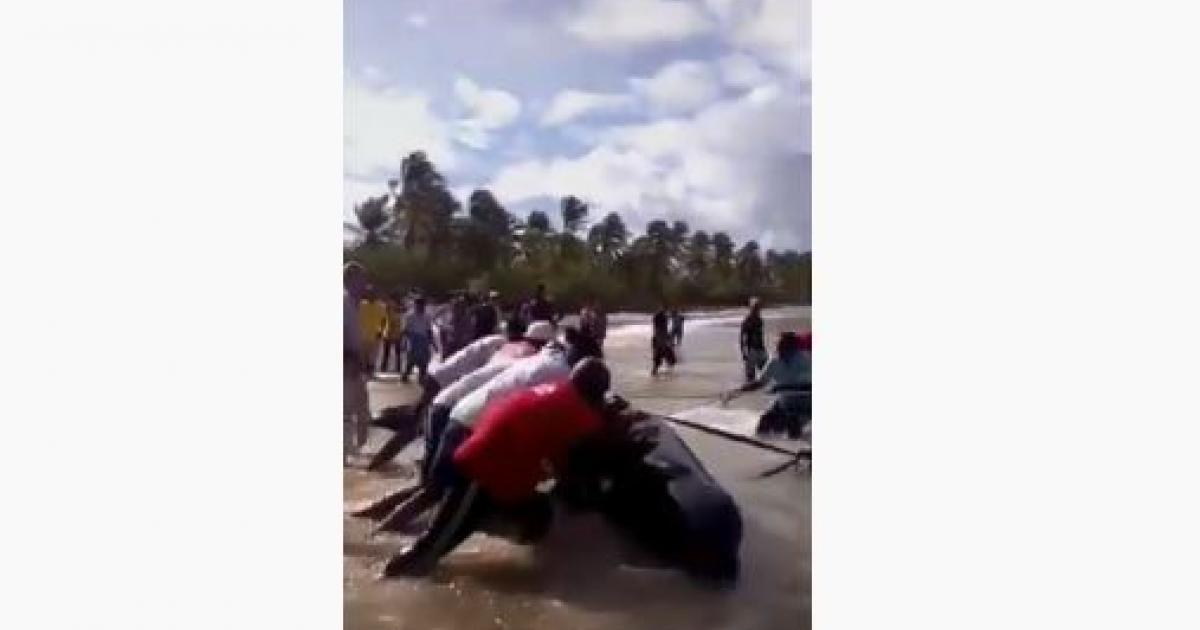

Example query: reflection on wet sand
[345,307,810,630]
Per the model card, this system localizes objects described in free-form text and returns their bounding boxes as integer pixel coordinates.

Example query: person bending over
[363,319,551,473]
[367,327,602,533]
[381,358,613,577]
[722,331,811,439]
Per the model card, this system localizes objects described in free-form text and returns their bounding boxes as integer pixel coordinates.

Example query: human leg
[381,479,494,577]
[420,405,452,481]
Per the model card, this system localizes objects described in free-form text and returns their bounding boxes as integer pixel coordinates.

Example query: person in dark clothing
[651,306,676,375]
[670,309,685,346]
[724,331,811,439]
[739,298,767,382]
[471,290,502,340]
[381,358,613,578]
[523,283,558,325]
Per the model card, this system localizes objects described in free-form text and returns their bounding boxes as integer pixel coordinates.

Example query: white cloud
[487,83,811,248]
[451,76,522,150]
[344,81,457,181]
[706,0,811,78]
[540,89,636,126]
[566,0,714,48]
[718,52,773,88]
[454,76,521,129]
[407,13,429,29]
[631,60,722,114]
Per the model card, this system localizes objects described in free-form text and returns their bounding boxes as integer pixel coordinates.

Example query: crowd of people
[343,261,810,584]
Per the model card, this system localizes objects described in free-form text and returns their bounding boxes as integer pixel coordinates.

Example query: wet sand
[345,307,811,630]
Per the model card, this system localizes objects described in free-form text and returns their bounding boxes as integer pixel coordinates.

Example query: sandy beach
[344,307,811,630]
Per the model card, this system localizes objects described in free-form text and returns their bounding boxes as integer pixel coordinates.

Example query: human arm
[721,360,774,404]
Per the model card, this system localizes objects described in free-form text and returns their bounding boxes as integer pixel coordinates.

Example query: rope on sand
[649,412,809,460]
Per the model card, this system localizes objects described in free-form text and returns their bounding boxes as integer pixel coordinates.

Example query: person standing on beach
[523,283,558,326]
[401,297,437,383]
[358,286,389,376]
[438,293,473,360]
[377,296,406,373]
[344,263,373,461]
[740,298,767,382]
[670,308,685,346]
[651,305,677,375]
[471,290,502,341]
[579,299,607,350]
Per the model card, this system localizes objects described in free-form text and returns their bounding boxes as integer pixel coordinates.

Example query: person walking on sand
[344,263,373,462]
[740,298,767,382]
[380,359,614,577]
[651,304,677,376]
[401,297,437,383]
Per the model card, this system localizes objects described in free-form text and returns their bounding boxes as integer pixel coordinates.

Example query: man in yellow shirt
[378,296,407,373]
[358,287,389,376]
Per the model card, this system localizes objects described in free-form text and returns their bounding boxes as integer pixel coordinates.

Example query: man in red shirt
[382,358,613,578]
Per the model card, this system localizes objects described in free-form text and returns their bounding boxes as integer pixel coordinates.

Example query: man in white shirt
[364,319,554,472]
[363,327,603,533]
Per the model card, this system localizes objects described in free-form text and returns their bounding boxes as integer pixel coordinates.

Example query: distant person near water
[651,305,677,375]
[401,297,436,383]
[740,298,767,382]
[670,308,685,346]
[579,300,607,351]
[343,263,373,462]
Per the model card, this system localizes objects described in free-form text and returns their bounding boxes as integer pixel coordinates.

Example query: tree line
[344,150,811,311]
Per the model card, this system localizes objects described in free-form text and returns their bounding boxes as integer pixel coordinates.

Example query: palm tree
[736,240,764,291]
[465,189,516,269]
[712,231,735,277]
[344,196,393,247]
[587,211,629,265]
[686,230,711,279]
[398,151,458,257]
[560,196,588,235]
[525,210,552,233]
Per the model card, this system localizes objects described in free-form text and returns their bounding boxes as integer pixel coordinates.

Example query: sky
[345,0,811,251]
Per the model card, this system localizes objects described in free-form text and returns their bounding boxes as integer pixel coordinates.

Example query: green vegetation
[345,151,811,311]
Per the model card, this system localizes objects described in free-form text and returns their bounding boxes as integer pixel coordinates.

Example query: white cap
[526,321,555,342]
